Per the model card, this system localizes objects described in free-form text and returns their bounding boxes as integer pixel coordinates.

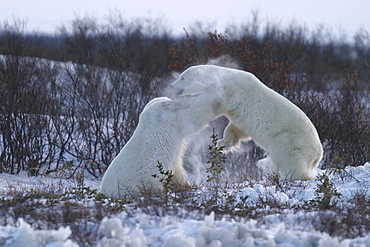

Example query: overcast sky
[1,0,369,39]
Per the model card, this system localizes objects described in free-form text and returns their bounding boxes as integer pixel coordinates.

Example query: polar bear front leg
[218,122,251,152]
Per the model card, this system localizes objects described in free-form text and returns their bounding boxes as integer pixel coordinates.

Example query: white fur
[171,65,323,180]
[100,96,220,198]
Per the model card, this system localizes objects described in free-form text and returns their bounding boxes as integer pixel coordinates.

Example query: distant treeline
[1,16,370,90]
[0,15,369,177]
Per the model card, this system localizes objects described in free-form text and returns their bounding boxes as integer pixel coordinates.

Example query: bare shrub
[296,71,369,168]
[59,63,146,177]
[0,22,63,175]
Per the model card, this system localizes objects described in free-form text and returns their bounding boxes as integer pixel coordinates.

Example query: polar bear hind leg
[269,149,316,181]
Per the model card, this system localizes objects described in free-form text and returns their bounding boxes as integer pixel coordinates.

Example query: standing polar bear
[100,95,222,198]
[171,65,323,180]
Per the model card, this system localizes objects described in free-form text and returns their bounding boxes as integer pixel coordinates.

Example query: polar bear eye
[181,77,184,80]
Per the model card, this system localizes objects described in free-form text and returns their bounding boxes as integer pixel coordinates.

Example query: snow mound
[97,212,370,247]
[0,218,77,247]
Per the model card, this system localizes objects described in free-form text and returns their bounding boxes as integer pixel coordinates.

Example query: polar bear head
[171,65,219,96]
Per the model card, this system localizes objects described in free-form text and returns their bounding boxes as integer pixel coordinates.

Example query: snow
[1,161,370,246]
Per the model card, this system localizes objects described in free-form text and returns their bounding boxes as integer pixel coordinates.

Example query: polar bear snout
[170,83,184,96]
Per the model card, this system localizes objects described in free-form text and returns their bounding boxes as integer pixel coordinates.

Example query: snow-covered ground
[1,160,370,246]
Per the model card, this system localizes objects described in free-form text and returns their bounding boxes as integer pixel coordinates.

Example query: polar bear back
[221,73,320,150]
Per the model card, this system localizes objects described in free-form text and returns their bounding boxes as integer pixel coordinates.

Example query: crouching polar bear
[100,95,222,198]
[171,65,323,180]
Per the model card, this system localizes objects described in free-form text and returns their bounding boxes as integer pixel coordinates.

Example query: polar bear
[171,65,323,180]
[100,95,221,198]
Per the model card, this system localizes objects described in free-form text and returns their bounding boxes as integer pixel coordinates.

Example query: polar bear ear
[172,71,180,78]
